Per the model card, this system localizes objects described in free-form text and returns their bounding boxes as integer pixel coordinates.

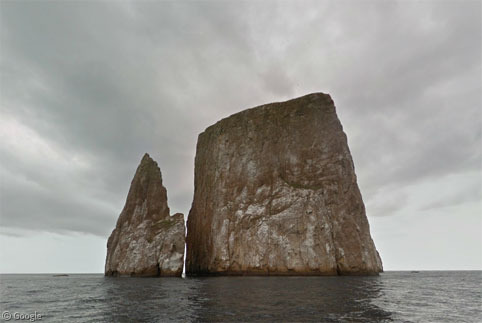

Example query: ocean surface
[0,271,480,322]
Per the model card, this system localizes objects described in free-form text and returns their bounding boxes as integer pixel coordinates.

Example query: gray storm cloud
[0,0,480,240]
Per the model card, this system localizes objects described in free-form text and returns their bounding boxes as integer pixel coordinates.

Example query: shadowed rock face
[186,93,382,276]
[105,153,184,277]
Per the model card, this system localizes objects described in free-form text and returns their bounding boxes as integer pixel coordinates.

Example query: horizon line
[1,269,481,275]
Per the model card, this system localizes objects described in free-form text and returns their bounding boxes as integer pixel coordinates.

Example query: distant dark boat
[52,274,69,277]
[411,271,420,273]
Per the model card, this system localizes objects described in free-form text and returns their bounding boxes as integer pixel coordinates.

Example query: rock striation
[186,93,382,275]
[105,153,185,277]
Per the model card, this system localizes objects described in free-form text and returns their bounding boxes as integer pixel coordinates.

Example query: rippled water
[1,271,481,322]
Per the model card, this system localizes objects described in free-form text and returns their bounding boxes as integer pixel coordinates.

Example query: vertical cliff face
[186,93,382,275]
[105,153,185,277]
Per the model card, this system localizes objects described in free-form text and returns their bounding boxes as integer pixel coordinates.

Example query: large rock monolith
[186,93,382,275]
[105,153,185,277]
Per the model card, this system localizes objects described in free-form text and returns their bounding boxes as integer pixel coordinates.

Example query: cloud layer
[0,1,480,270]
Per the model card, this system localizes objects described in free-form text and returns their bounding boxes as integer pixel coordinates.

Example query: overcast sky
[0,0,480,273]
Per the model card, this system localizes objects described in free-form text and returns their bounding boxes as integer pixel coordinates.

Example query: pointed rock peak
[105,153,185,277]
[141,152,153,163]
[135,153,162,179]
[123,154,169,223]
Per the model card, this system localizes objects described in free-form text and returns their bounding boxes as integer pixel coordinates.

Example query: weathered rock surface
[186,93,382,275]
[105,153,184,277]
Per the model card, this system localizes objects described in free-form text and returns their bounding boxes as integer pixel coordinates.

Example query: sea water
[1,271,481,322]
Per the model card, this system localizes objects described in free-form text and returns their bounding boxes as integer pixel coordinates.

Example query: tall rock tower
[105,153,185,277]
[186,93,382,275]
